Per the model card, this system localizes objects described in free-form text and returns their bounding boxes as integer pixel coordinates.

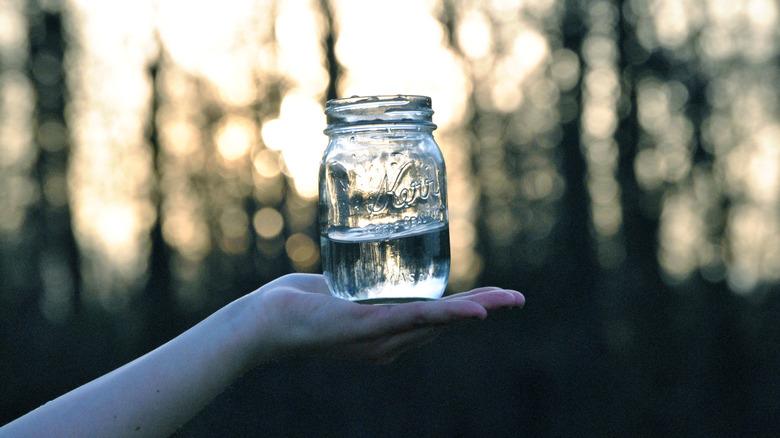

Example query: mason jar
[319,95,450,303]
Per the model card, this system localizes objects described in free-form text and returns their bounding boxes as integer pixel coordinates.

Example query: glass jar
[319,95,450,303]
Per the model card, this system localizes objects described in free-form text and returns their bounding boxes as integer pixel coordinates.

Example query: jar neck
[325,124,436,137]
[324,95,436,135]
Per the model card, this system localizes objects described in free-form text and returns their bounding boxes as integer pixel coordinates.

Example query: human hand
[245,274,524,364]
[0,273,523,437]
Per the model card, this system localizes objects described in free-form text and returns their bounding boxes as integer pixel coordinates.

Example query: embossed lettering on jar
[319,95,450,303]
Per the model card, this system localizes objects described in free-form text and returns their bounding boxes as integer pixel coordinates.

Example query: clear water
[321,221,450,303]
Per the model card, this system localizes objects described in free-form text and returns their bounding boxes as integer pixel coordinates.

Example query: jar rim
[325,95,436,133]
[326,94,432,110]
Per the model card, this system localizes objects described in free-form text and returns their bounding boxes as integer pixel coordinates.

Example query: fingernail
[502,289,525,307]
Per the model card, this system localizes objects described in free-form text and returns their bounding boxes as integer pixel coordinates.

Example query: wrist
[225,289,278,371]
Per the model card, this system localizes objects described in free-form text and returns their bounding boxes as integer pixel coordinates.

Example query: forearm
[2,292,267,437]
[1,275,522,437]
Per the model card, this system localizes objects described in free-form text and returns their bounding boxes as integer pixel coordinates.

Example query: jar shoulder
[321,133,444,162]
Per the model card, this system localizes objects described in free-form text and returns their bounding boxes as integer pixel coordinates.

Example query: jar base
[353,297,438,305]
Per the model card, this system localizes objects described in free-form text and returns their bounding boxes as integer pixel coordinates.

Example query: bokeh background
[2,0,780,435]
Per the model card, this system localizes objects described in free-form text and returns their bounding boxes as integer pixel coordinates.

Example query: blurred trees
[1,0,779,435]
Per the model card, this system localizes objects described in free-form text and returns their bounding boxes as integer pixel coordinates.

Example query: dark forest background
[2,0,780,436]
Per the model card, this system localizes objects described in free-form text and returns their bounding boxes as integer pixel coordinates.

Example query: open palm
[252,274,525,363]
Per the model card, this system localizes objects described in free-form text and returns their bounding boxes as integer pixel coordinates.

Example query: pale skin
[1,274,525,437]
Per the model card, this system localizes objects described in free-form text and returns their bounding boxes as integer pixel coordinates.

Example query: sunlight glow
[456,0,563,278]
[163,203,210,261]
[581,0,624,267]
[215,115,254,162]
[157,61,211,267]
[261,91,327,199]
[157,0,264,107]
[285,232,319,272]
[334,0,470,130]
[253,207,284,240]
[274,0,328,95]
[457,9,493,60]
[744,125,780,204]
[252,149,282,178]
[65,0,156,309]
[633,0,780,291]
[0,0,34,236]
[94,205,139,260]
[659,189,705,280]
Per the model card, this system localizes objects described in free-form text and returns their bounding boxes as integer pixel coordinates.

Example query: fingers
[446,287,525,306]
[449,289,525,311]
[359,288,525,364]
[357,299,487,337]
[350,286,525,338]
[444,287,504,299]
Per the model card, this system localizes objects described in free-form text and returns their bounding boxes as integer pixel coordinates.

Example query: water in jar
[321,220,450,303]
